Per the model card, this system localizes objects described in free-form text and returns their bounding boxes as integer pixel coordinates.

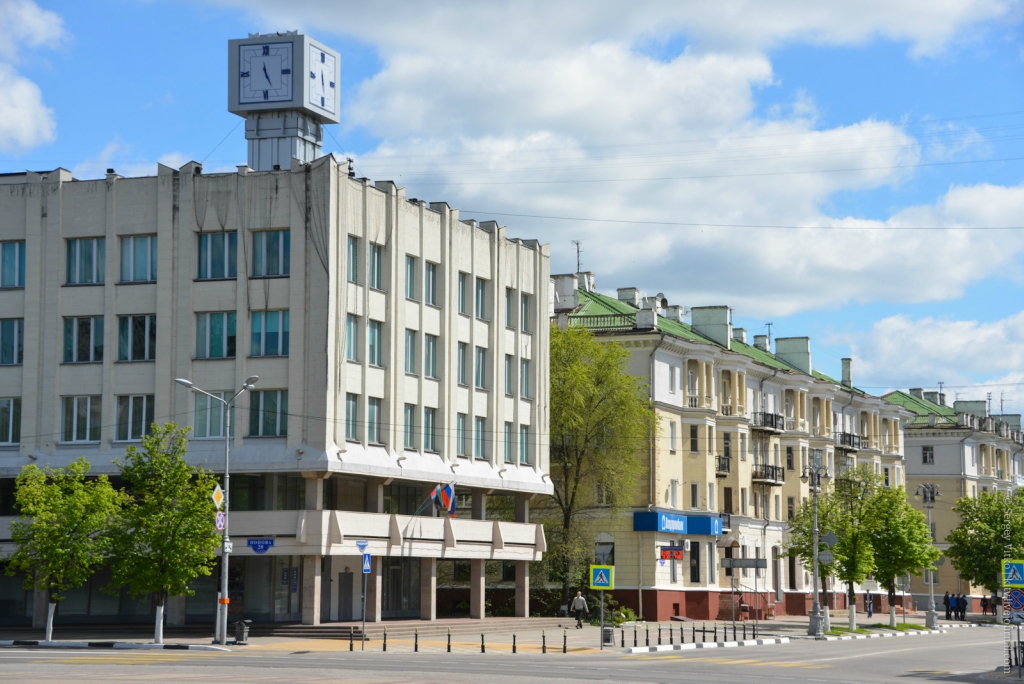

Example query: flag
[431,482,457,518]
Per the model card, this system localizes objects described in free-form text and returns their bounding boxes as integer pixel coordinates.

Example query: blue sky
[3,0,1024,406]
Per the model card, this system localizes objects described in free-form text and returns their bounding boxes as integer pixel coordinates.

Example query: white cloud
[72,140,190,179]
[0,0,65,62]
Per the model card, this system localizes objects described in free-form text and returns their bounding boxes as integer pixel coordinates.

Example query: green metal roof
[882,390,957,426]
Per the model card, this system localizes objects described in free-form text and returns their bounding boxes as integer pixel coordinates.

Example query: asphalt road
[0,626,1013,683]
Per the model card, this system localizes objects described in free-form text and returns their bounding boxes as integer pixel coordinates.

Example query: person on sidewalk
[958,593,968,620]
[981,595,988,616]
[571,591,589,629]
[943,592,951,620]
[866,592,873,618]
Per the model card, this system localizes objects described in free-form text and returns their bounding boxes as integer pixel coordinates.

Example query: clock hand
[321,71,324,89]
[263,63,271,84]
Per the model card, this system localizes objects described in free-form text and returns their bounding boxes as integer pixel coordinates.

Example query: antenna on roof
[938,381,944,396]
[571,239,583,273]
[765,322,773,347]
[1001,391,1004,414]
[987,392,992,416]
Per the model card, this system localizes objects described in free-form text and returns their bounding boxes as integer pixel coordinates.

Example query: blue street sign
[362,553,371,574]
[356,540,369,553]
[247,539,275,554]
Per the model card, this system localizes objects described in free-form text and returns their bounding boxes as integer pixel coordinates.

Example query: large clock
[239,42,293,104]
[308,44,337,115]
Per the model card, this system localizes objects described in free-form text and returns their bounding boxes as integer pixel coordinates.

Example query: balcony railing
[751,463,785,485]
[716,456,731,478]
[785,418,796,431]
[568,313,635,330]
[835,432,861,450]
[688,396,700,408]
[751,412,785,431]
[721,404,734,416]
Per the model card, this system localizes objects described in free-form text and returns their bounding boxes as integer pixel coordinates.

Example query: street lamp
[914,483,940,629]
[801,450,831,639]
[176,375,258,645]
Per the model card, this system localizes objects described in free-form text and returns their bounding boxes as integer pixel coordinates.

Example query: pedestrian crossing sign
[362,553,371,574]
[1004,560,1024,588]
[589,565,614,590]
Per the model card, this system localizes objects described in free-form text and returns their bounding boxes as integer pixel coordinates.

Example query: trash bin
[233,619,252,644]
[603,626,614,645]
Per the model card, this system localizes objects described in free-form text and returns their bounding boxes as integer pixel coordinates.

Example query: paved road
[0,626,1011,682]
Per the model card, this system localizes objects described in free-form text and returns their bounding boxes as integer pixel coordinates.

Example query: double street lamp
[801,451,831,639]
[176,375,258,645]
[914,483,941,629]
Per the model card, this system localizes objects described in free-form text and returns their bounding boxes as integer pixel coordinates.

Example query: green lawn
[825,626,872,635]
[870,622,926,631]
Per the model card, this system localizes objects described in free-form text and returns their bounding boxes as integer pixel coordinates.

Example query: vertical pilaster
[301,554,321,625]
[365,556,383,622]
[472,490,487,519]
[470,558,486,619]
[515,561,529,617]
[420,557,437,620]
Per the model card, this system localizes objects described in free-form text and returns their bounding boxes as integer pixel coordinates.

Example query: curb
[817,628,945,641]
[626,637,789,654]
[0,640,229,651]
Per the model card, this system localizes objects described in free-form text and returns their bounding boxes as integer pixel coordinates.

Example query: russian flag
[432,482,457,518]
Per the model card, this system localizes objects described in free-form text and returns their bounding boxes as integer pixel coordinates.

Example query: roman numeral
[329,81,335,88]
[310,71,316,79]
[263,90,269,100]
[262,45,269,55]
[281,69,291,75]
[240,71,250,78]
[320,52,325,62]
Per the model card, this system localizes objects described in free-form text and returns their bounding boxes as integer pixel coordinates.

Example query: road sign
[247,539,274,554]
[356,540,369,553]
[1005,560,1024,588]
[362,553,371,574]
[589,565,614,590]
[818,550,834,564]
[223,540,233,554]
[215,511,225,531]
[212,484,224,510]
[821,531,839,548]
[721,558,767,569]
[1006,589,1024,611]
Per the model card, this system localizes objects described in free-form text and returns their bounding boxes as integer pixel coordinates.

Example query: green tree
[946,489,1024,596]
[869,486,939,627]
[832,465,879,629]
[4,458,124,641]
[784,480,842,617]
[546,324,655,608]
[110,423,221,644]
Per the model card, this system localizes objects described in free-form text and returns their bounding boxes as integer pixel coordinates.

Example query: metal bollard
[714,623,717,642]
[621,627,625,648]
[350,629,353,651]
[658,624,662,645]
[415,627,419,653]
[633,626,637,647]
[702,621,706,643]
[692,623,696,641]
[645,624,649,646]
[733,622,737,641]
[383,627,388,652]
[447,627,451,653]
[680,624,684,644]
[563,628,567,654]
[743,621,747,640]
[513,634,516,654]
[481,633,485,654]
[543,629,547,654]
[669,624,673,645]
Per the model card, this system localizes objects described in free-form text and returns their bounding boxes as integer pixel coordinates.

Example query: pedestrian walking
[943,592,951,620]
[866,592,873,618]
[980,595,988,616]
[571,591,589,629]
[958,593,968,620]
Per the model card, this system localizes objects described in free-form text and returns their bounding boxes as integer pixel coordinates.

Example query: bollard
[563,628,567,654]
[383,627,388,652]
[733,622,736,641]
[658,623,662,645]
[543,629,547,654]
[621,627,624,648]
[692,623,695,641]
[349,629,353,651]
[669,624,673,645]
[645,624,649,647]
[680,624,684,644]
[743,620,747,640]
[447,627,451,653]
[714,623,717,642]
[481,633,485,654]
[513,634,516,654]
[415,627,419,653]
[633,626,637,647]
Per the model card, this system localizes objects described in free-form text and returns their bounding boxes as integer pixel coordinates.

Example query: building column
[420,557,437,620]
[697,361,706,407]
[365,556,383,622]
[423,483,437,517]
[515,493,531,523]
[367,479,385,513]
[472,490,487,520]
[301,554,321,625]
[515,560,530,617]
[470,558,486,619]
[165,595,186,626]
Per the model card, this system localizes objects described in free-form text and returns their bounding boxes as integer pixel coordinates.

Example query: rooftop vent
[664,305,685,323]
[617,287,640,308]
[733,328,747,344]
[690,306,732,350]
[775,337,811,374]
[753,334,768,351]
[552,274,579,312]
[841,358,852,387]
[909,388,924,399]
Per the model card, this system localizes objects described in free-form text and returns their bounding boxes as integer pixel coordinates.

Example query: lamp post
[915,483,940,629]
[801,450,831,639]
[176,375,258,645]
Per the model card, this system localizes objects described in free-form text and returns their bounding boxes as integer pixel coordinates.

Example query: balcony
[716,456,731,478]
[569,313,635,331]
[687,395,701,409]
[720,512,732,531]
[835,432,861,451]
[721,404,734,416]
[884,444,899,455]
[751,412,785,433]
[751,463,785,485]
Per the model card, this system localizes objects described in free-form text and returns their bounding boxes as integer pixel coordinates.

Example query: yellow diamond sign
[212,484,224,510]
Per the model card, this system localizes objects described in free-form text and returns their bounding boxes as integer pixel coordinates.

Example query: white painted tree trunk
[45,602,56,642]
[849,601,856,630]
[823,605,831,632]
[154,603,164,644]
[889,605,897,628]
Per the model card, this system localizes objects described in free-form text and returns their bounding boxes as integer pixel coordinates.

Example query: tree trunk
[848,582,856,630]
[888,586,897,628]
[45,601,56,642]
[154,603,164,644]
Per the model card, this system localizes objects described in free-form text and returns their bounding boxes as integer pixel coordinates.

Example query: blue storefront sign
[633,510,722,537]
[247,538,275,554]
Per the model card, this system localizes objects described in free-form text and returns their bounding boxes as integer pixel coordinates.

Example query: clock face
[239,42,293,104]
[308,44,337,114]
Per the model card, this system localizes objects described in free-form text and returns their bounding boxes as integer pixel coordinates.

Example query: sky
[2,0,1024,409]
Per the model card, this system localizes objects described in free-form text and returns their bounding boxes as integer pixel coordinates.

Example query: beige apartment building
[552,272,910,621]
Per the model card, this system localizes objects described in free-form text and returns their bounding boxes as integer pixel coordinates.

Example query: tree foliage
[545,324,655,603]
[832,465,879,605]
[946,489,1024,594]
[869,486,939,606]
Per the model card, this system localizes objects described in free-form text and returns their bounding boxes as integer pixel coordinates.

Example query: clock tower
[228,31,341,171]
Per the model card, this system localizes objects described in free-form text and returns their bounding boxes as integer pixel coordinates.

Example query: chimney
[732,328,747,344]
[635,308,657,330]
[938,393,946,407]
[552,274,579,313]
[775,337,812,374]
[753,335,769,351]
[690,306,732,350]
[841,358,852,387]
[617,287,640,308]
[576,271,595,293]
[909,388,923,399]
[923,391,939,405]
[664,305,685,323]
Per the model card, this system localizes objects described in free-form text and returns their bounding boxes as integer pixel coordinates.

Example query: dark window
[690,540,701,582]
[454,561,470,582]
[689,424,699,453]
[501,561,516,582]
[723,546,733,577]
[723,487,733,514]
[230,474,267,511]
[786,446,794,470]
[922,445,935,464]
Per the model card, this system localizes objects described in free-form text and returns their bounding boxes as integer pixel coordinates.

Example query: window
[787,496,795,520]
[521,293,531,332]
[505,288,513,327]
[690,539,701,583]
[347,236,359,282]
[405,256,416,299]
[346,314,359,361]
[474,416,487,458]
[405,329,416,373]
[63,317,103,363]
[457,343,468,384]
[115,394,154,441]
[475,347,487,388]
[740,433,746,461]
[690,482,699,510]
[774,443,780,466]
[0,319,23,366]
[251,310,289,357]
[424,334,438,378]
[723,432,731,458]
[120,235,157,282]
[1,240,26,287]
[369,243,383,289]
[249,390,288,437]
[504,422,513,463]
[741,488,748,515]
[670,366,678,394]
[883,467,891,487]
[519,425,530,464]
[456,413,468,456]
[0,398,21,444]
[367,398,381,443]
[708,426,715,454]
[724,546,733,577]
[801,446,808,470]
[251,229,290,277]
[423,407,437,452]
[922,445,935,465]
[505,354,513,394]
[708,483,715,511]
[196,312,236,358]
[689,424,699,453]
[345,393,358,440]
[197,232,237,279]
[61,396,101,442]
[404,404,416,449]
[368,320,382,366]
[669,422,677,452]
[117,314,156,361]
[66,238,104,285]
[458,272,468,314]
[425,262,438,305]
[724,487,733,514]
[193,391,235,439]
[520,359,530,397]
[475,278,487,318]
[774,495,780,520]
[786,446,794,470]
